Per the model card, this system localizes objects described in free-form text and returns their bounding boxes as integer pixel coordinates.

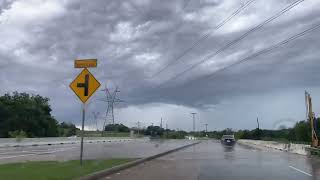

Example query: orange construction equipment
[305,91,320,147]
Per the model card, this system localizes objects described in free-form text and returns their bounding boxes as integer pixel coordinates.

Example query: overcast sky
[1,0,320,131]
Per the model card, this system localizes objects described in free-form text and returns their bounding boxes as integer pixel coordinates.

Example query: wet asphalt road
[102,140,320,180]
[0,139,192,164]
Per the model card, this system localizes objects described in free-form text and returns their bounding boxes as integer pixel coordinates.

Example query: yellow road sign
[74,59,97,68]
[70,68,101,103]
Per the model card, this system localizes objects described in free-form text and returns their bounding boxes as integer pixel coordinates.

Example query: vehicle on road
[221,135,236,146]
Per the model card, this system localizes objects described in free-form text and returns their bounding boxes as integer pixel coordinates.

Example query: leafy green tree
[104,124,130,132]
[144,126,164,137]
[58,122,78,137]
[0,92,59,137]
[162,130,187,139]
[251,128,262,140]
[293,121,310,142]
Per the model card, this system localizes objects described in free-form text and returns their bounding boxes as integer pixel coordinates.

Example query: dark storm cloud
[128,0,320,108]
[0,0,13,14]
[1,0,320,127]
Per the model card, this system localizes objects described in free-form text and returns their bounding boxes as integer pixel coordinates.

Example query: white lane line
[32,147,77,154]
[289,166,312,177]
[0,149,54,155]
[0,151,32,155]
[0,147,77,160]
[0,154,36,160]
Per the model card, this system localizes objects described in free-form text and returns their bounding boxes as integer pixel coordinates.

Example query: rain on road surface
[0,139,191,164]
[102,140,320,180]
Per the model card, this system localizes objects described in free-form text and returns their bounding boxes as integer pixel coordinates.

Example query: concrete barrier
[238,139,310,155]
[0,137,137,148]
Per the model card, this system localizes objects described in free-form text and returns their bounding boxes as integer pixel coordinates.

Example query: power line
[156,0,305,87]
[180,23,320,91]
[41,1,252,91]
[150,0,256,78]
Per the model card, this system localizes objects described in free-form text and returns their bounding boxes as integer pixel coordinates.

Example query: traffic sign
[69,68,101,103]
[74,59,97,68]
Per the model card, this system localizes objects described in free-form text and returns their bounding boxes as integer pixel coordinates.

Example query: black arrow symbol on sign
[77,74,89,96]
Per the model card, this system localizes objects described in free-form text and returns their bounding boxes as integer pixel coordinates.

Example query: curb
[80,141,201,180]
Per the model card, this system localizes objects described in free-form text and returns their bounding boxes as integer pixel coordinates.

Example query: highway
[0,139,191,164]
[102,140,320,180]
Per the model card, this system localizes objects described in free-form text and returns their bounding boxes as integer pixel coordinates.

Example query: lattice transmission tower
[98,85,123,131]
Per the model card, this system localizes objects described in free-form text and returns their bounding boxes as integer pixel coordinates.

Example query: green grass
[0,159,133,180]
[101,132,130,137]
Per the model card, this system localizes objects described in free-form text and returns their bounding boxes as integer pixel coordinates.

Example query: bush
[58,122,78,137]
[104,124,130,132]
[144,126,164,137]
[8,130,27,142]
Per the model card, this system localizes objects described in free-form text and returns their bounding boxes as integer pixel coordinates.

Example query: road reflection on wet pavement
[104,140,320,180]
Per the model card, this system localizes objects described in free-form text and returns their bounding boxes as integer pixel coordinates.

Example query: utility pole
[92,112,100,131]
[257,117,260,129]
[160,117,163,128]
[305,91,309,122]
[137,121,140,136]
[191,113,197,133]
[166,123,168,138]
[205,123,208,133]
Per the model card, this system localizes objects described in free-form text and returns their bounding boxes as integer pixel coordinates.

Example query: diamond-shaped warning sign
[70,68,101,103]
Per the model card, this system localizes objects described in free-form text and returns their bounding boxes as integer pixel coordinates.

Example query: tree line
[137,125,187,139]
[104,124,187,139]
[234,119,316,143]
[201,119,318,143]
[1,92,316,143]
[106,121,316,143]
[0,92,78,138]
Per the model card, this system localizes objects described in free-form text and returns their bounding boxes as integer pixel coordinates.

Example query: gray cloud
[1,0,320,130]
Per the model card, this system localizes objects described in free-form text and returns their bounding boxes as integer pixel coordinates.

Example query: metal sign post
[70,59,101,166]
[80,103,85,166]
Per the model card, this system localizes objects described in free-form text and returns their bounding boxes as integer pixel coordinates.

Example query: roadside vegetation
[0,159,133,180]
[0,92,316,143]
[0,92,78,138]
[234,120,314,143]
[196,119,318,144]
[104,123,130,132]
[135,125,187,139]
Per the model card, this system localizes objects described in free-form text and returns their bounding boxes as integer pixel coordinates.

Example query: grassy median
[0,159,133,180]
